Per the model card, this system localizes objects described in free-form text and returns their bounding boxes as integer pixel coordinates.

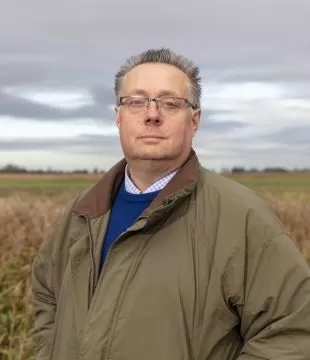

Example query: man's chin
[129,151,175,161]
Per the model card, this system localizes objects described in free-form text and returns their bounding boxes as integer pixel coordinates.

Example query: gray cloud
[0,134,119,151]
[0,62,48,87]
[207,67,310,84]
[203,119,248,133]
[1,0,309,85]
[0,90,68,120]
[1,0,309,171]
[259,126,310,146]
[0,85,114,120]
[0,0,309,121]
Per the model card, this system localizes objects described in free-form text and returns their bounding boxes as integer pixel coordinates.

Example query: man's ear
[192,108,201,136]
[115,106,120,128]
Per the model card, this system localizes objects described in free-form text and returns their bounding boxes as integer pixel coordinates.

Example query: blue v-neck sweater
[99,180,160,272]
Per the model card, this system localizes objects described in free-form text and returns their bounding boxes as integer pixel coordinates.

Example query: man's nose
[144,100,162,125]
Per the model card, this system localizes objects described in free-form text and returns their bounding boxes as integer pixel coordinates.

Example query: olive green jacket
[31,150,310,359]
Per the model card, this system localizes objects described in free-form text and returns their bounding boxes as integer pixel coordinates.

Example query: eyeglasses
[118,96,197,116]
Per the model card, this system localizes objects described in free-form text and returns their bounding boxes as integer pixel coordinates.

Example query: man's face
[115,63,201,163]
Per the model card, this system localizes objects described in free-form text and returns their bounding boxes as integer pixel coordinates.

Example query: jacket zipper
[81,207,171,357]
[83,199,176,306]
[82,214,96,305]
[103,228,154,360]
[83,213,148,308]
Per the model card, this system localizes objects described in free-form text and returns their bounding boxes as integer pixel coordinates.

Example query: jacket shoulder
[198,167,288,238]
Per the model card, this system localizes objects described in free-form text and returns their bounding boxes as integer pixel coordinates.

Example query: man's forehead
[126,88,182,97]
[121,63,190,94]
[125,63,187,78]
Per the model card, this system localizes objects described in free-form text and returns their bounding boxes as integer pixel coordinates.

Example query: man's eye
[130,99,145,106]
[162,100,179,108]
[165,102,177,107]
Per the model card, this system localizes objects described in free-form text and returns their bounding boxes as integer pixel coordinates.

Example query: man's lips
[138,135,166,139]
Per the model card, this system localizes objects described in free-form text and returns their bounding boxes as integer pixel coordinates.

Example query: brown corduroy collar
[72,148,200,219]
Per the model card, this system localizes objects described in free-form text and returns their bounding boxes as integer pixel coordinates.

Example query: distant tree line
[1,163,309,175]
[223,166,310,174]
[0,164,105,174]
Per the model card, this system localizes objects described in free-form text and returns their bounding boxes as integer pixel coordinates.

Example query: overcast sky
[1,0,309,171]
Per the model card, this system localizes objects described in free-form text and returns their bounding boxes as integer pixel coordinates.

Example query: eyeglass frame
[117,95,199,113]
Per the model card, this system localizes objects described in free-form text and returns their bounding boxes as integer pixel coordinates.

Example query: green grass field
[0,174,99,197]
[1,172,310,197]
[229,172,310,194]
[0,178,95,189]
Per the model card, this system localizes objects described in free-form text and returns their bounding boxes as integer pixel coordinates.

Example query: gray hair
[114,48,202,108]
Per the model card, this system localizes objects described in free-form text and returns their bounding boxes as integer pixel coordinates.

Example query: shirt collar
[124,165,178,194]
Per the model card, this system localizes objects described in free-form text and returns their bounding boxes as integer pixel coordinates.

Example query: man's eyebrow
[127,89,149,96]
[157,90,181,97]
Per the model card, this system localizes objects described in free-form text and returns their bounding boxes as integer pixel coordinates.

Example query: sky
[1,0,309,172]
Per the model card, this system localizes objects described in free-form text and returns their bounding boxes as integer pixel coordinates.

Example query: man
[31,48,310,360]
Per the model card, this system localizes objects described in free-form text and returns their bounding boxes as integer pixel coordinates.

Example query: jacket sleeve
[31,228,57,359]
[31,189,89,359]
[31,195,78,359]
[236,232,310,359]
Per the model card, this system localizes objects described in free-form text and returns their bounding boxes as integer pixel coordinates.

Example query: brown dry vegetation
[0,194,69,359]
[0,190,310,359]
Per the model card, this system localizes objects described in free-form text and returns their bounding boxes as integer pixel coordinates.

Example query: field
[1,171,310,359]
[229,171,310,194]
[0,173,100,198]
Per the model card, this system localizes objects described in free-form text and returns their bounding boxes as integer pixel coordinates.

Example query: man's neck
[126,159,181,193]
